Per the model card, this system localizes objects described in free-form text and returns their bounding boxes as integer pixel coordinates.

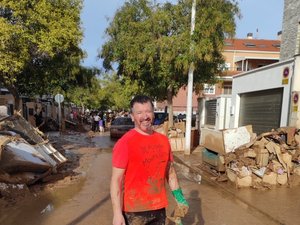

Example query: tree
[64,67,101,111]
[66,70,139,112]
[100,0,239,126]
[96,73,139,111]
[0,0,84,110]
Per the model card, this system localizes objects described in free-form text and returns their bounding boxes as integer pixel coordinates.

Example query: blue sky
[80,0,284,68]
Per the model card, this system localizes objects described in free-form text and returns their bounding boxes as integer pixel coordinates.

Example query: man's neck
[134,127,153,135]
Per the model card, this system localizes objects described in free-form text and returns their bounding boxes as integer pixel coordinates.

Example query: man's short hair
[130,95,154,112]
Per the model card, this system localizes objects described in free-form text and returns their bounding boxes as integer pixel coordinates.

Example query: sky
[80,0,284,68]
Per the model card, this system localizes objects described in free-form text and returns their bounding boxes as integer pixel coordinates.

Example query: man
[93,113,100,132]
[110,95,188,225]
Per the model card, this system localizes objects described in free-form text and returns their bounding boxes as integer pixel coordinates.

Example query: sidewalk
[173,146,202,168]
[173,146,204,175]
[173,147,300,225]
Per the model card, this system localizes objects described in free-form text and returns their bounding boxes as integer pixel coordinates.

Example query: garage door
[239,88,283,134]
[205,99,217,126]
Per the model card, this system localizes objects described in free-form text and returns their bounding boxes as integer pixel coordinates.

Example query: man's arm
[110,167,126,225]
[166,162,189,219]
[166,161,180,191]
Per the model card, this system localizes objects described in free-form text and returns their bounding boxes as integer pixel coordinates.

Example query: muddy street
[0,131,114,225]
[0,131,298,225]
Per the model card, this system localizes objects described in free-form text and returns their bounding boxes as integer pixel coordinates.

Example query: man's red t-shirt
[112,129,173,212]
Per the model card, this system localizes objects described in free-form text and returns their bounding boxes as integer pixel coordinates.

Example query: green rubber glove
[172,188,188,206]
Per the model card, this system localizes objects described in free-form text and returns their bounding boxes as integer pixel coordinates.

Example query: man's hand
[174,203,189,218]
[113,213,126,225]
[172,188,189,217]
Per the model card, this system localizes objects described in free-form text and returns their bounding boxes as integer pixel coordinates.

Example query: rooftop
[224,39,281,52]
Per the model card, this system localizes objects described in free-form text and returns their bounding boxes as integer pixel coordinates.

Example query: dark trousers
[94,121,99,132]
[123,208,166,225]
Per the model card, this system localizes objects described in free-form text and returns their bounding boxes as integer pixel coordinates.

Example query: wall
[280,0,300,60]
[230,57,295,128]
[289,56,300,127]
[155,87,200,115]
[0,94,14,115]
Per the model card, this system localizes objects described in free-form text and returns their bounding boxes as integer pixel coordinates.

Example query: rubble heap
[0,113,67,186]
[225,127,300,188]
[201,125,300,188]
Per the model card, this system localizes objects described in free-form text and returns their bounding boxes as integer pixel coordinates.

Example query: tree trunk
[167,85,173,128]
[61,103,66,132]
[6,85,21,112]
[14,95,21,114]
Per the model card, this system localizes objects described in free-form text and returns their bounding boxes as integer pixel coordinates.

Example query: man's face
[130,101,154,133]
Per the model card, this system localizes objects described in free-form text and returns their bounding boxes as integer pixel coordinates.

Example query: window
[220,62,231,71]
[244,42,256,47]
[203,84,215,94]
[223,84,232,95]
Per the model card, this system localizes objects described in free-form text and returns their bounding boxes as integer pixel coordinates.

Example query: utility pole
[185,0,196,155]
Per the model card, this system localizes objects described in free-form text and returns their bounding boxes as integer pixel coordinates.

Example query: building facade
[280,0,300,60]
[229,0,300,134]
[199,36,281,129]
[157,34,282,124]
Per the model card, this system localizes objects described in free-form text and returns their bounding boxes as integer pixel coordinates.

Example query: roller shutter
[239,88,283,134]
[205,99,217,126]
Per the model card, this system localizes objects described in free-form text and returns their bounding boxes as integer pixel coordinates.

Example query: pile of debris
[200,125,300,188]
[0,112,67,188]
[155,121,199,151]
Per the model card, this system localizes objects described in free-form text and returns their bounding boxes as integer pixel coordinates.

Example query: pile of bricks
[223,127,300,188]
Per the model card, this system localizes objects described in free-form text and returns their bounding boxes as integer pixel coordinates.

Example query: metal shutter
[239,88,283,134]
[205,99,217,126]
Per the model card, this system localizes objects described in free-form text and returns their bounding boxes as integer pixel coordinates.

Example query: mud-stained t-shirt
[112,129,173,212]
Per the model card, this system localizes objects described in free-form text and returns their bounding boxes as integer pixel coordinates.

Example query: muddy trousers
[123,208,166,225]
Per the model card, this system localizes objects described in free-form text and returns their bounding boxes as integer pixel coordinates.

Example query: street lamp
[185,0,196,155]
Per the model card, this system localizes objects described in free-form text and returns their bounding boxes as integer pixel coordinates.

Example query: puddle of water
[91,134,116,149]
[175,162,202,184]
[0,178,85,225]
[40,203,54,214]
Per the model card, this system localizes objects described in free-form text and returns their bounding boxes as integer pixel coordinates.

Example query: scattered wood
[201,125,300,188]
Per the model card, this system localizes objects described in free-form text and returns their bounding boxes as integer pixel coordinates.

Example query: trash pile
[155,121,199,151]
[200,125,300,188]
[0,112,67,188]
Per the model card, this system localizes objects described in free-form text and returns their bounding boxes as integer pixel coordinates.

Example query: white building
[230,56,300,134]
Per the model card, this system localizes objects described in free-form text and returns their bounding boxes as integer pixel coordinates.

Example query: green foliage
[99,73,139,111]
[63,67,101,108]
[64,71,139,111]
[100,0,239,100]
[0,0,84,106]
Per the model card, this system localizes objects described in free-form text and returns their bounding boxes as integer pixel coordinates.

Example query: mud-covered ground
[2,126,300,225]
[0,125,99,210]
[0,126,118,225]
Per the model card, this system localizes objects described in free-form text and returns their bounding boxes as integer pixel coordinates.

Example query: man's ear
[130,114,134,122]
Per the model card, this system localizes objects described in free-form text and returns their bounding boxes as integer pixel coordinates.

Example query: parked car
[154,112,168,125]
[154,112,180,125]
[110,117,135,139]
[174,113,197,127]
